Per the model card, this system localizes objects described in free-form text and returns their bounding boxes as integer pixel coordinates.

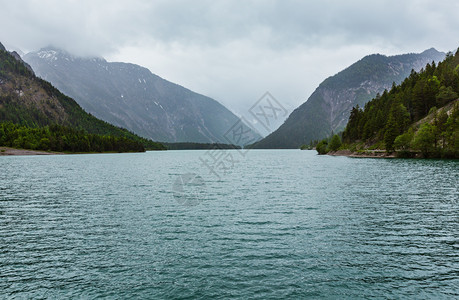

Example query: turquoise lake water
[1,150,458,299]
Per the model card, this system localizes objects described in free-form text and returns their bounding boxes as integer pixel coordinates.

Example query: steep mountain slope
[24,48,260,144]
[342,49,459,158]
[253,48,445,148]
[0,42,165,151]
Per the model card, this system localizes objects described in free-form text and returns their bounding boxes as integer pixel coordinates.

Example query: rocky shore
[327,149,397,158]
[0,147,61,156]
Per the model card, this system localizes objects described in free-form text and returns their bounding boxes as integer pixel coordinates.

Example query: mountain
[0,42,165,152]
[24,48,260,144]
[252,48,446,149]
[341,49,459,158]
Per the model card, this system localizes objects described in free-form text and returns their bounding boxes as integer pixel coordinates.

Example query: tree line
[0,122,146,153]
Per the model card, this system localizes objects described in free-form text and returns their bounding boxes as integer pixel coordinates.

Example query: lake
[0,150,458,299]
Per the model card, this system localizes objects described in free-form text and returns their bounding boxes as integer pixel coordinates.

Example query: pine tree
[328,134,342,151]
[384,114,398,151]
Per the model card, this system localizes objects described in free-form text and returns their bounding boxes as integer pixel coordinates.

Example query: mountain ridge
[24,48,260,145]
[252,48,446,148]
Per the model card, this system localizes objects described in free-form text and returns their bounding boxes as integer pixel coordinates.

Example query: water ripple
[0,151,458,298]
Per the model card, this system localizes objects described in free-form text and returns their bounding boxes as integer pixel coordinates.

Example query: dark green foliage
[383,103,410,151]
[384,116,397,151]
[0,49,34,78]
[316,139,328,155]
[412,123,436,157]
[394,128,414,151]
[300,140,319,150]
[436,86,458,106]
[0,122,145,152]
[328,134,342,151]
[412,74,440,118]
[343,48,459,158]
[300,144,312,150]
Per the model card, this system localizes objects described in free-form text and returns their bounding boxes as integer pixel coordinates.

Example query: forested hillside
[0,43,165,152]
[341,49,459,158]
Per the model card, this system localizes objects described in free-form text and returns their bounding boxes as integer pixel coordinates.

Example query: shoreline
[0,147,150,156]
[0,147,63,156]
[327,149,397,158]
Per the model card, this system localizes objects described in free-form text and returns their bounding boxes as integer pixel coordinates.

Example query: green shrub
[328,134,342,151]
[316,139,329,155]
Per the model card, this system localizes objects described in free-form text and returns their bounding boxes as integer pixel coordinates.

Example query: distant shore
[327,149,397,158]
[0,147,62,156]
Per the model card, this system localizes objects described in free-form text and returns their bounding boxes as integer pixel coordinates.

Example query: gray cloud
[1,0,458,130]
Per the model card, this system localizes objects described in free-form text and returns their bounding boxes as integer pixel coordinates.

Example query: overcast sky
[1,0,458,130]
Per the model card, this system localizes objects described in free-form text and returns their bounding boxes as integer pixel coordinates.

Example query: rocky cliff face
[253,48,446,148]
[24,48,260,144]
